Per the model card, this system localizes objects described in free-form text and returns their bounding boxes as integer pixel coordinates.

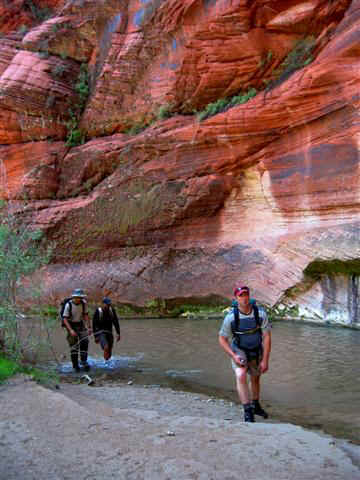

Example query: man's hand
[69,329,77,337]
[233,354,246,367]
[116,334,121,342]
[87,327,92,335]
[259,359,269,374]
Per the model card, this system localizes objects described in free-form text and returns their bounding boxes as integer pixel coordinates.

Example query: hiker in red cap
[218,284,272,422]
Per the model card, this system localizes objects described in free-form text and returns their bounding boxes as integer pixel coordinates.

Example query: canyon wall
[1,0,360,326]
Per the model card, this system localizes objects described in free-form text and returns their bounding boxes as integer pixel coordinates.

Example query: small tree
[0,201,52,360]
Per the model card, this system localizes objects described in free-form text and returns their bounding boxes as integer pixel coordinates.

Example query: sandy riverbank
[0,375,359,480]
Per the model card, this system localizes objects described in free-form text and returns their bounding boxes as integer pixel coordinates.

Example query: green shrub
[51,63,67,78]
[197,87,258,121]
[17,25,29,36]
[0,356,20,383]
[266,303,300,321]
[25,0,52,23]
[258,50,273,69]
[0,201,53,360]
[66,126,85,147]
[266,36,316,90]
[0,356,59,385]
[66,64,89,147]
[156,103,174,120]
[124,121,149,136]
[75,64,90,103]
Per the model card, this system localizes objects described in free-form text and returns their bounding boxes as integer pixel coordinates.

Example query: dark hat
[71,288,87,298]
[103,297,111,305]
[233,285,250,296]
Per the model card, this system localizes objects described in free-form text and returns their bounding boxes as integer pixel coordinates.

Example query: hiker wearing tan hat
[61,288,92,372]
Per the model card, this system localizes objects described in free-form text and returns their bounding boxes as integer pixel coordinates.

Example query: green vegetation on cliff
[66,63,90,146]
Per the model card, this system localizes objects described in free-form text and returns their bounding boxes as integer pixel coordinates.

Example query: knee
[235,368,247,384]
[251,374,261,385]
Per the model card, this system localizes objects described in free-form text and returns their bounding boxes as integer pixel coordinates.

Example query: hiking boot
[244,409,255,422]
[252,400,268,419]
[243,403,255,423]
[81,362,91,372]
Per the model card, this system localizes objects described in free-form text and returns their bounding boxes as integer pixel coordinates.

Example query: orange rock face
[0,49,84,143]
[0,141,66,199]
[1,0,360,325]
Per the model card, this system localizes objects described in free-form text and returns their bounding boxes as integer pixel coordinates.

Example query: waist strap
[234,326,261,335]
[69,320,85,328]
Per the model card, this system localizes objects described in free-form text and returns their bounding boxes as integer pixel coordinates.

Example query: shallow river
[49,317,360,443]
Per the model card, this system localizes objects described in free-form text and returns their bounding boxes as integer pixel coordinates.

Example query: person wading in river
[218,285,272,422]
[93,297,121,361]
[62,288,92,372]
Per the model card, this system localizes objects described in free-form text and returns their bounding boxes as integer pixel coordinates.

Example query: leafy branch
[66,63,89,147]
[0,201,53,360]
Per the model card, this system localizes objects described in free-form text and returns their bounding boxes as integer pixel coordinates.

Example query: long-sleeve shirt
[92,306,120,336]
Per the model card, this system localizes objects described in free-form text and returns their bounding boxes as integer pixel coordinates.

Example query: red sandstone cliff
[0,0,360,324]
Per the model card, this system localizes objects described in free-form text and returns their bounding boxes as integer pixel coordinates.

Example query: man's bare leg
[235,367,255,422]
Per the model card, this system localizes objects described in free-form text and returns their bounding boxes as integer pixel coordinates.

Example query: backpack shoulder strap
[80,299,86,315]
[97,307,103,320]
[64,298,72,317]
[253,304,261,327]
[231,302,240,336]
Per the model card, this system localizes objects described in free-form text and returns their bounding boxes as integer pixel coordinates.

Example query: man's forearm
[219,336,236,360]
[262,332,271,363]
[63,318,73,334]
[114,320,120,336]
[113,310,120,335]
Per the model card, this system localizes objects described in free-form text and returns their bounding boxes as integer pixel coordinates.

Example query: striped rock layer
[0,0,360,325]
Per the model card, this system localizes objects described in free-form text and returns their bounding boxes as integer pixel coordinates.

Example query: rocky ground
[0,375,359,480]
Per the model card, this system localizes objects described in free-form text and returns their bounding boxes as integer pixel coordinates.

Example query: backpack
[59,298,86,327]
[230,300,263,356]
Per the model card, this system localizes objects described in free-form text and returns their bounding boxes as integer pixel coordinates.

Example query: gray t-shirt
[63,299,88,323]
[219,305,271,339]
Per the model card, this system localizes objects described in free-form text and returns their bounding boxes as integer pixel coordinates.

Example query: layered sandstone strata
[0,0,359,325]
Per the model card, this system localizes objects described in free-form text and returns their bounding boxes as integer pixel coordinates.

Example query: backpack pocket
[234,330,262,351]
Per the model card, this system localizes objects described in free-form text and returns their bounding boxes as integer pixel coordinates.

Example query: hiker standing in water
[93,297,121,361]
[218,285,272,422]
[62,288,92,372]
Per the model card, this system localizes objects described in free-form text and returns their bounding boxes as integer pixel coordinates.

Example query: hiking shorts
[97,332,114,351]
[231,344,262,377]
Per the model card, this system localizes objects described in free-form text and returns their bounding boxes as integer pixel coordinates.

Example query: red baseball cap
[233,285,250,296]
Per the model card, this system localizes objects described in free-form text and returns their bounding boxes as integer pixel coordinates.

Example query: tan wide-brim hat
[71,288,87,298]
